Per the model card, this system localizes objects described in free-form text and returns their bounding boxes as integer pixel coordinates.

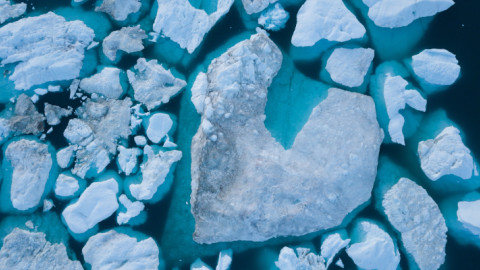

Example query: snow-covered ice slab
[127,58,186,111]
[153,0,234,53]
[0,228,82,270]
[382,178,447,270]
[324,47,374,89]
[80,67,127,99]
[276,247,325,270]
[363,0,454,28]
[191,32,383,243]
[83,229,161,269]
[0,0,26,24]
[292,0,365,46]
[2,138,53,212]
[0,12,94,90]
[258,3,289,31]
[95,0,141,21]
[346,220,400,270]
[102,26,147,61]
[419,126,477,181]
[62,178,119,235]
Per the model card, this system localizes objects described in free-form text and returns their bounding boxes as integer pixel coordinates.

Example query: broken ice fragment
[102,26,147,61]
[324,47,374,89]
[54,173,84,200]
[258,3,289,31]
[56,146,76,169]
[216,249,233,270]
[9,94,45,136]
[80,67,127,99]
[320,230,350,269]
[458,199,480,236]
[95,0,141,21]
[42,199,54,212]
[275,247,326,270]
[242,0,277,14]
[44,103,72,126]
[117,194,145,225]
[117,146,142,176]
[146,113,173,144]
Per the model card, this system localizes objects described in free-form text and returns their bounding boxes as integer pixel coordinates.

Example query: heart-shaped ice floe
[190,32,383,243]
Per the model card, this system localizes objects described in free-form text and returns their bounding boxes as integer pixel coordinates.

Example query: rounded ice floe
[127,58,187,110]
[55,173,83,199]
[102,26,147,61]
[409,49,460,94]
[80,67,127,99]
[62,178,119,235]
[320,230,350,269]
[258,3,289,31]
[146,113,173,144]
[0,228,82,270]
[275,247,325,270]
[2,138,53,212]
[325,47,375,88]
[95,0,141,21]
[82,229,161,270]
[418,126,476,181]
[346,220,400,270]
[382,178,447,270]
[0,0,26,25]
[116,146,142,176]
[292,0,365,46]
[363,0,454,28]
[117,194,145,225]
[0,12,94,90]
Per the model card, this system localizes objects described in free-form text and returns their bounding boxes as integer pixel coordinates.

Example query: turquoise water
[0,0,479,269]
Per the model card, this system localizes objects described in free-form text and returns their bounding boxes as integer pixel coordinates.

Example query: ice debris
[0,0,26,24]
[117,194,145,225]
[9,94,45,136]
[80,67,126,99]
[117,146,142,176]
[103,26,147,61]
[0,12,94,90]
[258,3,289,31]
[276,247,325,270]
[320,231,350,269]
[95,0,141,21]
[44,103,72,126]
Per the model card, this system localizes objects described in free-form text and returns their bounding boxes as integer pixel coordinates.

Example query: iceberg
[117,194,145,225]
[1,138,53,212]
[191,33,383,243]
[62,178,119,236]
[276,247,325,270]
[83,229,161,269]
[145,113,173,144]
[153,0,234,53]
[44,103,72,126]
[291,0,365,47]
[127,58,187,111]
[0,228,82,270]
[346,220,400,270]
[258,3,289,31]
[80,67,127,99]
[382,178,447,270]
[362,0,454,28]
[95,0,141,21]
[0,0,26,25]
[0,12,94,90]
[102,26,147,62]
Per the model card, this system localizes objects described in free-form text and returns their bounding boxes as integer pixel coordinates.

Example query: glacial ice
[408,48,461,94]
[127,58,187,111]
[0,12,94,90]
[258,3,289,31]
[95,0,141,21]
[103,26,147,62]
[153,0,234,53]
[117,194,145,225]
[346,220,400,270]
[83,229,161,269]
[2,138,53,212]
[382,178,447,270]
[0,0,26,25]
[191,32,383,243]
[276,247,326,270]
[44,103,72,126]
[0,228,82,270]
[362,0,454,28]
[291,0,366,46]
[324,47,375,89]
[419,126,476,181]
[242,0,277,14]
[54,173,83,200]
[117,146,142,176]
[62,178,119,235]
[320,231,350,269]
[146,113,173,144]
[80,67,127,99]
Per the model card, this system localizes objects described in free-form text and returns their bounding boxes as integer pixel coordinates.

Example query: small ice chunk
[383,178,447,270]
[336,259,344,268]
[43,199,54,212]
[44,103,72,126]
[62,179,119,234]
[80,67,126,99]
[48,85,61,92]
[64,119,94,146]
[457,200,480,236]
[216,249,233,270]
[191,259,213,270]
[384,75,426,145]
[146,113,173,144]
[258,3,289,31]
[275,247,326,270]
[242,0,277,14]
[325,47,374,88]
[56,146,76,169]
[346,220,400,270]
[34,88,48,95]
[320,231,350,268]
[103,26,147,61]
[55,173,80,198]
[363,0,454,28]
[117,194,145,225]
[127,58,186,110]
[69,79,80,99]
[83,230,160,269]
[411,49,460,89]
[4,139,52,211]
[134,135,147,146]
[0,0,26,24]
[117,146,142,176]
[95,0,141,21]
[418,126,475,181]
[292,0,366,46]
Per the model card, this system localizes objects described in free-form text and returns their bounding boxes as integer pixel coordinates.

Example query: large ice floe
[382,178,447,270]
[0,12,94,90]
[291,0,365,46]
[190,32,383,243]
[153,0,234,53]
